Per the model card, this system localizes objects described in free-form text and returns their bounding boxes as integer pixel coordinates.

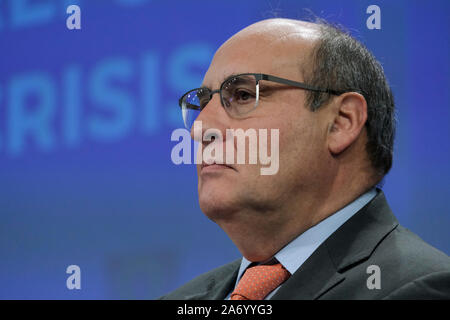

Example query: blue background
[0,0,449,299]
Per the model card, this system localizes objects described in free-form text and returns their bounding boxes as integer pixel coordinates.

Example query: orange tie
[230,263,290,300]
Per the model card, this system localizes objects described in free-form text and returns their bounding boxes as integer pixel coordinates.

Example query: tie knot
[230,263,290,300]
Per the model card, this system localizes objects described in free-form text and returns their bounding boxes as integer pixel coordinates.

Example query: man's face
[194,22,333,226]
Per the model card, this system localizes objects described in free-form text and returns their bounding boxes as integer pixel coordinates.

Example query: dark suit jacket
[160,190,450,299]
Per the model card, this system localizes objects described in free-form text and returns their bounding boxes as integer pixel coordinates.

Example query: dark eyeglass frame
[178,72,347,111]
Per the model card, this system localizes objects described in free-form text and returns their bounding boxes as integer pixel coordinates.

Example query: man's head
[189,18,395,261]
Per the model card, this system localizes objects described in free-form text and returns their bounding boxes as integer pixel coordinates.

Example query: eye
[234,89,255,103]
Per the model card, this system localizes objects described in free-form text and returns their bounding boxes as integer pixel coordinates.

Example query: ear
[328,92,368,155]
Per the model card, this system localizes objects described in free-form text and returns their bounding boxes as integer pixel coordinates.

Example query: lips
[200,162,236,172]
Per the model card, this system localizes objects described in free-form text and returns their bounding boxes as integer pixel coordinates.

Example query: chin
[198,189,240,222]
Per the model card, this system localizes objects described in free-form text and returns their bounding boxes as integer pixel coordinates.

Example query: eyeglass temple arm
[259,74,345,96]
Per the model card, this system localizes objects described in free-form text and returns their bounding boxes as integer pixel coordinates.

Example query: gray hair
[303,21,396,177]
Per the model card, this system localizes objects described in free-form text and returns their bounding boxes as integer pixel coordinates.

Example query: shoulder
[382,269,450,299]
[376,225,450,299]
[377,224,450,274]
[321,189,450,299]
[158,258,241,300]
[336,223,450,299]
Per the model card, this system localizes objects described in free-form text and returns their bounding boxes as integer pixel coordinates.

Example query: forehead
[203,19,320,87]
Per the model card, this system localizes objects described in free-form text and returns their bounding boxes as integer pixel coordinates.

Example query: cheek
[278,115,324,174]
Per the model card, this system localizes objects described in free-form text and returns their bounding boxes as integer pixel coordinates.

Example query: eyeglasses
[178,73,346,130]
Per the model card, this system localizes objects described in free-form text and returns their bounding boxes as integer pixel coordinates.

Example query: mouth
[200,162,236,173]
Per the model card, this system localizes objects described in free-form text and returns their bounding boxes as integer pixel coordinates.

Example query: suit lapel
[271,242,344,299]
[184,259,240,300]
[208,264,240,300]
[324,190,399,272]
[272,190,399,299]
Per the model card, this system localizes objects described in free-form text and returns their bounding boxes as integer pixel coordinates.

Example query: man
[161,18,450,299]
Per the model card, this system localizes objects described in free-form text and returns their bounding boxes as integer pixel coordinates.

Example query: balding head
[192,17,394,261]
[209,17,395,178]
[205,19,320,89]
[227,18,321,43]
